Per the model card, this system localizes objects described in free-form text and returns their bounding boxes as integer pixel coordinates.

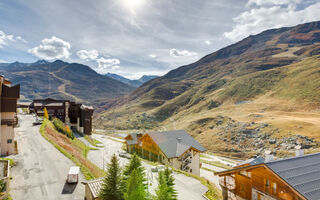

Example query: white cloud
[224,1,320,41]
[169,48,198,59]
[149,54,157,58]
[28,36,71,60]
[77,49,99,60]
[247,0,301,6]
[205,40,211,45]
[0,30,26,48]
[96,57,121,74]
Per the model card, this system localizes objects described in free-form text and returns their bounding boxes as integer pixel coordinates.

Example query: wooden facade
[125,131,204,175]
[217,164,305,200]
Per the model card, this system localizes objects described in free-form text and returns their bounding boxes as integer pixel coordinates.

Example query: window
[265,179,270,192]
[7,139,12,144]
[272,182,277,195]
[240,170,251,178]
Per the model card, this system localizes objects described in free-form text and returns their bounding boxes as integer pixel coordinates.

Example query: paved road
[10,115,84,200]
[88,134,208,200]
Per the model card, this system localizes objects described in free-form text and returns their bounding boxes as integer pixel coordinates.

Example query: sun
[122,0,145,9]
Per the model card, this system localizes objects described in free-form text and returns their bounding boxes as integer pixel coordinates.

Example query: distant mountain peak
[105,73,159,87]
[34,59,50,65]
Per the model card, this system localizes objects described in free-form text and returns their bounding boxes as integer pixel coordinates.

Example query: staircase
[181,152,192,171]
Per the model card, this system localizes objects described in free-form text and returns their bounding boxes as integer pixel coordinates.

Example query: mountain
[0,60,135,104]
[95,21,320,158]
[105,73,158,87]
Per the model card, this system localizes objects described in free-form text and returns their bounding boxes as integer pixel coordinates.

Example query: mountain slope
[0,60,134,104]
[95,21,320,158]
[105,73,158,87]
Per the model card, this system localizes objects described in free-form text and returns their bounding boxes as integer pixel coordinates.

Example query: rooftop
[147,130,206,158]
[83,178,104,199]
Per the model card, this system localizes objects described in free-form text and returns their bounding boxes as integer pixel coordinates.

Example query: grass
[84,135,102,147]
[170,167,222,200]
[201,167,216,173]
[40,119,105,180]
[0,158,15,166]
[201,159,232,170]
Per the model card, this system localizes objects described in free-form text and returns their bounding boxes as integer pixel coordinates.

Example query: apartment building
[0,75,20,156]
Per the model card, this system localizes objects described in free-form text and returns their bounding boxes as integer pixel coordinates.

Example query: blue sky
[0,0,319,79]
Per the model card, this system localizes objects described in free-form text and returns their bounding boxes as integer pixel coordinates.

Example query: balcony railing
[1,118,17,126]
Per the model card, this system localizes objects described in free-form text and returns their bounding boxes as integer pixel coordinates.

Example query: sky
[0,0,320,79]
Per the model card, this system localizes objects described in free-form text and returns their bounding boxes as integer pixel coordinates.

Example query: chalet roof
[266,152,320,200]
[147,130,206,158]
[83,178,104,199]
[216,152,320,200]
[34,102,64,107]
[126,133,139,145]
[237,156,265,167]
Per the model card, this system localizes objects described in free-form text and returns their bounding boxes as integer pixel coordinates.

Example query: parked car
[119,152,131,159]
[67,166,80,183]
[32,119,42,126]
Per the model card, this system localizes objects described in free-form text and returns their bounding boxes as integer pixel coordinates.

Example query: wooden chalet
[215,151,320,200]
[125,130,206,176]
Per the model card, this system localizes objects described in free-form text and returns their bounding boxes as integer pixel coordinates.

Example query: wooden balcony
[1,118,17,126]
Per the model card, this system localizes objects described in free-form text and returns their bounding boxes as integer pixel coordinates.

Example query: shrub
[52,118,75,139]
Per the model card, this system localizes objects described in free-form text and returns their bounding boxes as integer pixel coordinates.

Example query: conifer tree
[164,167,177,200]
[154,170,170,200]
[124,169,147,200]
[99,154,123,200]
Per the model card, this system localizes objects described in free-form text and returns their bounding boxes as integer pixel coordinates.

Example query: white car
[67,166,80,183]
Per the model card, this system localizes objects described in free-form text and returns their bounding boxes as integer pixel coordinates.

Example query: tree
[124,169,147,200]
[122,153,146,194]
[43,107,49,119]
[154,167,177,200]
[99,154,123,200]
[154,170,170,200]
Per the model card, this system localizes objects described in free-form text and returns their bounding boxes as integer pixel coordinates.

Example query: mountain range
[0,60,134,104]
[105,73,158,87]
[94,21,320,158]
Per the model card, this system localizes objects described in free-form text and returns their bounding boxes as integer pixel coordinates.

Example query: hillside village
[0,1,320,200]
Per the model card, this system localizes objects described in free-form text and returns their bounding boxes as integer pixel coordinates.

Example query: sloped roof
[237,156,265,167]
[126,133,139,145]
[84,178,104,199]
[266,152,320,200]
[147,130,206,158]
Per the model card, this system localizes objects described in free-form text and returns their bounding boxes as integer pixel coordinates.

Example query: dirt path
[49,66,82,102]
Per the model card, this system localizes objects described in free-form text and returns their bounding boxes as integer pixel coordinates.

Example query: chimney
[295,145,304,157]
[265,150,274,162]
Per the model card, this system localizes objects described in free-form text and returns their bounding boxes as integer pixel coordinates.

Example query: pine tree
[99,154,123,200]
[122,153,146,191]
[164,167,177,200]
[124,169,147,200]
[43,107,49,119]
[154,170,170,200]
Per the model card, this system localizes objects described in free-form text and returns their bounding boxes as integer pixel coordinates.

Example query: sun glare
[123,0,145,9]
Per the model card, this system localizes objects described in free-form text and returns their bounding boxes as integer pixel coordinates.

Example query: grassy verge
[84,135,102,147]
[40,119,105,180]
[201,159,232,170]
[0,158,15,166]
[201,167,216,173]
[171,167,222,200]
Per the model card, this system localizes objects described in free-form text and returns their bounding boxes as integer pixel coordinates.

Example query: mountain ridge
[0,60,135,104]
[94,21,320,158]
[105,73,158,87]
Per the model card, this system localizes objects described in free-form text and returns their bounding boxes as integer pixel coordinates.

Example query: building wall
[0,124,14,156]
[222,166,304,200]
[190,150,200,176]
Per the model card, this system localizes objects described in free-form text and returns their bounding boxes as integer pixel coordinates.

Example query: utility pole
[48,64,51,97]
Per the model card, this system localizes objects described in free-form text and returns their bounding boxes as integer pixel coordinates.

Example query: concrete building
[29,98,94,135]
[0,76,20,156]
[215,150,320,200]
[125,130,206,176]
